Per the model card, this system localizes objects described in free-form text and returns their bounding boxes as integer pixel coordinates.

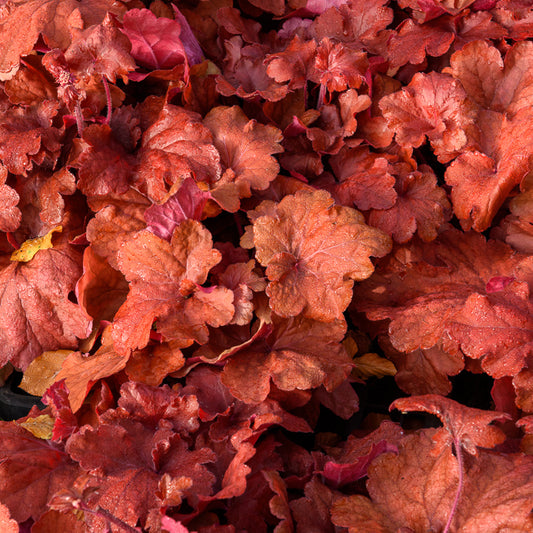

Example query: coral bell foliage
[1,0,533,531]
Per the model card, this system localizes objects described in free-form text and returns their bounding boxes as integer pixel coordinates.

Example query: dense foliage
[0,0,533,531]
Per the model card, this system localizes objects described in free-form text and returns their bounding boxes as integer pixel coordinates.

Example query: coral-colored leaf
[446,288,533,379]
[0,164,20,232]
[0,0,127,79]
[112,221,234,354]
[331,430,457,532]
[391,395,509,454]
[203,105,283,198]
[64,14,136,84]
[66,384,215,530]
[136,104,220,204]
[354,230,533,378]
[330,147,397,211]
[380,72,475,162]
[248,189,391,321]
[387,18,455,69]
[367,164,451,243]
[10,225,62,262]
[55,346,127,413]
[221,314,352,403]
[265,35,316,91]
[0,100,62,176]
[308,37,368,94]
[0,503,18,533]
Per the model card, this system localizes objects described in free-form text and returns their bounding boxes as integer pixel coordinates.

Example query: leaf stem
[102,76,112,124]
[80,502,141,533]
[74,103,84,137]
[443,437,464,533]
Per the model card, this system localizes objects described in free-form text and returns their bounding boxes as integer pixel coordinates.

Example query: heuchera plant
[0,0,533,531]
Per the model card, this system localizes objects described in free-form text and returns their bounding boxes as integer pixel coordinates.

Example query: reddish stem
[74,102,84,137]
[102,76,112,124]
[317,83,326,108]
[81,503,141,533]
[443,437,464,533]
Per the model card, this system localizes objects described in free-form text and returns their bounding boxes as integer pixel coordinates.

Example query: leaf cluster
[1,0,533,532]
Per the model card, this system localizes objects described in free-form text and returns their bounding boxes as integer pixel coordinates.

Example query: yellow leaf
[342,332,358,359]
[353,352,396,380]
[10,225,62,262]
[18,414,55,440]
[19,350,72,396]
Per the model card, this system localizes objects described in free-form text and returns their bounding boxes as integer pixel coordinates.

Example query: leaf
[0,164,20,232]
[121,8,187,71]
[144,178,212,240]
[215,39,289,102]
[203,105,284,199]
[66,384,215,530]
[74,123,136,198]
[0,421,80,523]
[0,239,93,369]
[221,314,352,403]
[446,288,533,379]
[54,332,128,412]
[18,414,55,440]
[379,71,476,162]
[247,189,391,321]
[112,221,234,354]
[0,503,18,533]
[390,395,509,454]
[19,350,71,396]
[265,35,316,91]
[0,0,127,80]
[10,225,62,262]
[64,13,136,84]
[136,104,221,204]
[442,41,533,230]
[386,18,455,69]
[352,353,396,380]
[331,430,458,532]
[329,146,397,211]
[354,230,533,379]
[0,100,62,176]
[308,37,368,94]
[367,163,451,243]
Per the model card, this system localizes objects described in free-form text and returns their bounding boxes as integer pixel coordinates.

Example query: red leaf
[122,8,187,71]
[0,239,92,369]
[0,421,80,523]
[145,178,212,240]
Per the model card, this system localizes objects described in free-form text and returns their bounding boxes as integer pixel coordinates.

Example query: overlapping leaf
[112,220,234,354]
